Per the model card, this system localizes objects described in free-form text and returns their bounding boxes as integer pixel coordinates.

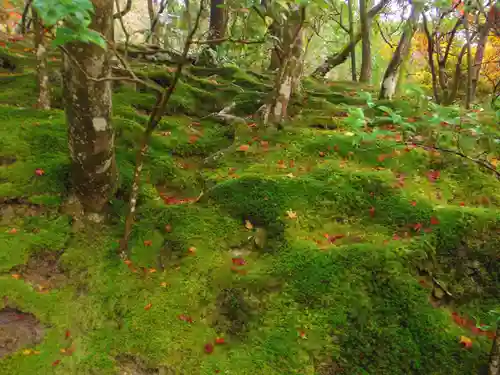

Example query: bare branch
[375,19,394,48]
[113,0,132,19]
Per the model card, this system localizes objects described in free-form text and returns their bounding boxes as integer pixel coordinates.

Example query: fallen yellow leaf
[245,220,253,230]
[11,274,21,280]
[286,210,297,219]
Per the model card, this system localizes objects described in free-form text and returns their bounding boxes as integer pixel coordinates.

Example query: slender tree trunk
[62,0,117,212]
[379,3,420,100]
[33,8,50,110]
[463,12,473,108]
[471,14,492,102]
[359,0,371,82]
[347,0,357,81]
[395,47,410,96]
[445,45,466,105]
[422,14,440,103]
[489,324,500,375]
[312,0,389,78]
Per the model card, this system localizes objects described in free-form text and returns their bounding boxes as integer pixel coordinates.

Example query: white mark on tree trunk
[36,44,46,58]
[92,117,108,132]
[382,73,397,100]
[96,158,112,173]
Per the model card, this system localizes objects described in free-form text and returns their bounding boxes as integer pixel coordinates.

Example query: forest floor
[0,43,499,375]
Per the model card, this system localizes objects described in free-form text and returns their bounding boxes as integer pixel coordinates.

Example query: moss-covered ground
[1,42,499,375]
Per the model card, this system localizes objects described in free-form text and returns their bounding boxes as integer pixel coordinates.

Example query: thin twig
[114,0,130,59]
[113,0,132,19]
[415,143,500,179]
[58,45,163,93]
[120,0,206,257]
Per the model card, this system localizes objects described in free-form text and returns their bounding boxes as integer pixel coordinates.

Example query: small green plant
[32,0,105,49]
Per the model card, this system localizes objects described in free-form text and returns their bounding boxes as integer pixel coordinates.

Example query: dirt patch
[0,155,17,166]
[0,200,47,225]
[212,288,254,337]
[0,308,44,358]
[117,355,176,375]
[13,250,66,292]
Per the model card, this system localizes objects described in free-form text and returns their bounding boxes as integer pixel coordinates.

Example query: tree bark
[33,8,50,110]
[379,3,420,100]
[347,0,357,81]
[445,45,466,105]
[422,14,440,103]
[62,0,117,212]
[208,0,226,44]
[312,0,389,78]
[262,6,305,126]
[359,0,371,82]
[463,11,473,108]
[471,12,492,102]
[489,324,500,375]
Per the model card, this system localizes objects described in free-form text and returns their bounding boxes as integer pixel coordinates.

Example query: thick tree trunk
[359,0,371,82]
[379,4,420,100]
[312,0,389,78]
[347,0,357,81]
[489,324,500,375]
[209,0,226,44]
[62,0,117,212]
[471,15,492,102]
[33,9,50,110]
[263,6,305,126]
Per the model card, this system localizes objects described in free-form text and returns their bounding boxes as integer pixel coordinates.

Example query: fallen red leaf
[369,207,375,217]
[411,201,417,207]
[65,330,71,339]
[52,360,61,366]
[204,343,214,354]
[178,314,193,323]
[460,202,465,206]
[238,144,249,151]
[144,240,152,247]
[427,170,440,183]
[413,223,422,231]
[430,216,439,225]
[392,234,401,240]
[215,337,225,344]
[8,228,17,234]
[231,257,246,266]
[35,168,45,176]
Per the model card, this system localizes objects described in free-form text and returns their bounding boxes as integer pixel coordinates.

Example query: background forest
[0,0,499,374]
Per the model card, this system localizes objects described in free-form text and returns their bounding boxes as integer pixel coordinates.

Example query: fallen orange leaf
[238,144,250,151]
[286,210,297,219]
[188,246,196,254]
[11,274,21,280]
[144,303,152,310]
[8,228,17,234]
[144,240,152,246]
[459,335,472,349]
